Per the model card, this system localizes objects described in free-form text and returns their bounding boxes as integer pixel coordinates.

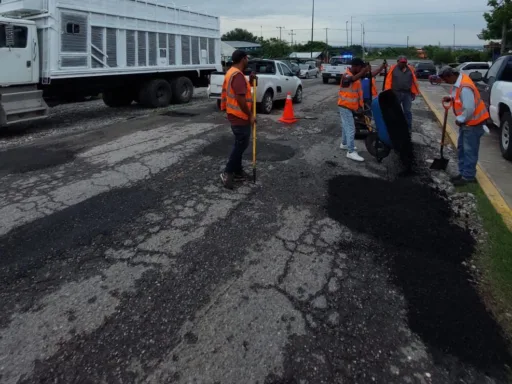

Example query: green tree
[221,28,258,43]
[480,0,512,54]
[433,48,454,65]
[258,38,291,58]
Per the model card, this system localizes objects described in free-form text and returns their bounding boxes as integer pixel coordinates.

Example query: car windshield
[299,64,309,69]
[330,57,350,65]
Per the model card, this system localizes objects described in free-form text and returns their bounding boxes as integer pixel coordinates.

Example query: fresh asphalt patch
[0,147,75,174]
[326,174,512,380]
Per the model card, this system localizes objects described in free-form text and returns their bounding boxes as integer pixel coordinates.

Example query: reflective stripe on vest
[452,74,489,126]
[338,69,363,110]
[220,67,252,119]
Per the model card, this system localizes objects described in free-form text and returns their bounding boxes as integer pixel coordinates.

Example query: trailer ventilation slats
[106,28,117,67]
[181,35,190,65]
[126,30,136,67]
[148,32,157,66]
[138,31,146,67]
[168,34,176,65]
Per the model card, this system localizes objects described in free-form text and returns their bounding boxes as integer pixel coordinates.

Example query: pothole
[162,111,199,117]
[0,147,75,173]
[201,135,295,162]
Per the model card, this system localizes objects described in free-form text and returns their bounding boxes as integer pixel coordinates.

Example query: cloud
[182,0,490,46]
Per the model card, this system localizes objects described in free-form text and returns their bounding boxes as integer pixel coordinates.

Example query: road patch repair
[420,87,512,231]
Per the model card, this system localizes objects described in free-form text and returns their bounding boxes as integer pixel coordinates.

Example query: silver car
[299,64,319,79]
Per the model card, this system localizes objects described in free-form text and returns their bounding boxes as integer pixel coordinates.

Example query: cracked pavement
[0,79,511,384]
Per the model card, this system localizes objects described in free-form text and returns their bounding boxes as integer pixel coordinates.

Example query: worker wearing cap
[438,66,489,186]
[220,50,255,189]
[384,56,419,131]
[338,58,368,162]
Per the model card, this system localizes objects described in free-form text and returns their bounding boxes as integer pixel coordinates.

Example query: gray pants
[395,91,413,131]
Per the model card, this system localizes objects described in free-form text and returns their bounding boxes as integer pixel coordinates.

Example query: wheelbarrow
[364,89,412,164]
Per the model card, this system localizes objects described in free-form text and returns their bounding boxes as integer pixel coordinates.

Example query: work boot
[347,151,364,162]
[450,174,463,182]
[220,172,234,189]
[234,170,250,181]
[452,177,477,187]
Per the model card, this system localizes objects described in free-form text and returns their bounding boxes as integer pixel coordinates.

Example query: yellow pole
[252,78,257,183]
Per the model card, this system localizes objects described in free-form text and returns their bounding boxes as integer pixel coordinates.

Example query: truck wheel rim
[181,85,190,99]
[503,121,510,150]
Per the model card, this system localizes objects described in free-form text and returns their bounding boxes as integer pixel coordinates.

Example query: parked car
[299,64,319,79]
[414,62,437,79]
[471,55,512,160]
[455,62,490,77]
[281,60,301,77]
[321,56,351,84]
[207,59,303,114]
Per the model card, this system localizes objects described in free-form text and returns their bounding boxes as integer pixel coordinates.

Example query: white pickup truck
[321,56,350,84]
[207,59,303,114]
[472,55,512,160]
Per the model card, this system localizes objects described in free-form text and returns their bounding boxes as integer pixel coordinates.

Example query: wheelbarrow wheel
[365,132,391,160]
[365,132,378,157]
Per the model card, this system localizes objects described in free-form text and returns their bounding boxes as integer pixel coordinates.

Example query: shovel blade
[430,157,449,170]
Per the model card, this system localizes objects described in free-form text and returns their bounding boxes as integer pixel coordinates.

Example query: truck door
[479,56,506,109]
[0,23,34,85]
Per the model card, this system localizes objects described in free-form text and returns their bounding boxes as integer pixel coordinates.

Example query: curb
[420,88,512,232]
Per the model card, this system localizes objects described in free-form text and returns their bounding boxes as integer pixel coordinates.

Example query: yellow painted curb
[420,88,512,232]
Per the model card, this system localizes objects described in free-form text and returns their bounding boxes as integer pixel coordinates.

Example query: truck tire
[170,77,194,104]
[102,89,133,107]
[322,77,329,84]
[293,86,303,104]
[139,79,172,108]
[500,111,512,161]
[258,90,273,114]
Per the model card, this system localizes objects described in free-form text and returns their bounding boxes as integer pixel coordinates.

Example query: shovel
[381,59,387,92]
[430,99,452,170]
[252,77,257,183]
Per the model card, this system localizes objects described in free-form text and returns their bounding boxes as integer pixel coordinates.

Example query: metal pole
[276,26,284,41]
[310,0,314,58]
[289,29,296,45]
[345,21,349,47]
[406,36,409,48]
[453,24,455,50]
[325,28,328,45]
[350,16,353,46]
[361,23,364,60]
[260,25,262,39]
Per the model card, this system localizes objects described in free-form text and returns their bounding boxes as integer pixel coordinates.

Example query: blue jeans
[225,124,251,174]
[457,125,484,180]
[339,106,356,152]
[395,91,412,131]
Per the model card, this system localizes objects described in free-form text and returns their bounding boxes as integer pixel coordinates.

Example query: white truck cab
[0,17,48,126]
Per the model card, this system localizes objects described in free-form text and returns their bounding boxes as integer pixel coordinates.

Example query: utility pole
[276,26,285,41]
[260,25,262,40]
[289,29,296,45]
[350,16,353,46]
[310,0,315,58]
[345,21,349,47]
[453,24,456,50]
[406,36,409,48]
[361,23,365,60]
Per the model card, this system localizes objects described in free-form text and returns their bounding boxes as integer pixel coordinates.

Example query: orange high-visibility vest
[338,69,363,111]
[452,73,489,126]
[220,67,252,120]
[371,77,377,97]
[384,64,419,95]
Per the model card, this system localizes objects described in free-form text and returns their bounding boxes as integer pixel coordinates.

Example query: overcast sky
[182,0,491,47]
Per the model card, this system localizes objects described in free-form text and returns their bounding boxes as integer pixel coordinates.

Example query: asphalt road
[0,78,511,384]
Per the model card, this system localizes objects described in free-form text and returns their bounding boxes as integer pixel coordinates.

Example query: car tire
[258,90,273,114]
[306,73,310,79]
[293,86,303,104]
[322,77,329,84]
[500,111,512,161]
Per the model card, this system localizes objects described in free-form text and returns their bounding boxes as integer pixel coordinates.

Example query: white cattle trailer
[0,0,222,127]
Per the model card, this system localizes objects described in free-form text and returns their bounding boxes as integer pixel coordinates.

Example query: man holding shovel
[220,50,256,189]
[437,66,489,186]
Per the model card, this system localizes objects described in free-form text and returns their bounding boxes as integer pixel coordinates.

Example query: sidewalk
[419,81,512,230]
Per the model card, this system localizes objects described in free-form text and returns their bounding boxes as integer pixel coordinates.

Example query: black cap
[231,49,248,64]
[350,57,365,67]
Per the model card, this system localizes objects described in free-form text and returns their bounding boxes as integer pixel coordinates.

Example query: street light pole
[345,21,349,47]
[406,35,409,48]
[453,24,456,50]
[350,16,353,46]
[276,26,284,41]
[310,0,315,58]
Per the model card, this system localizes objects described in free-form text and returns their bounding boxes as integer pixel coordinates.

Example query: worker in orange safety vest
[219,49,256,189]
[438,65,490,186]
[338,58,368,162]
[384,55,419,132]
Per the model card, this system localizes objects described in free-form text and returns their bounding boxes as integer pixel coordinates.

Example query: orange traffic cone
[278,92,298,124]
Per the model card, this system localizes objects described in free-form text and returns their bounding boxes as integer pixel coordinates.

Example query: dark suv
[414,62,436,79]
